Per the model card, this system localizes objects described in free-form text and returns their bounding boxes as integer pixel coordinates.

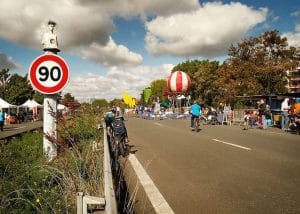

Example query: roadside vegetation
[0,105,104,213]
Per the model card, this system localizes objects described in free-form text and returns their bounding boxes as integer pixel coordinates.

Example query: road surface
[125,118,300,214]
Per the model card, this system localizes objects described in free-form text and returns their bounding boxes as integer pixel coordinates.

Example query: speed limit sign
[29,54,69,94]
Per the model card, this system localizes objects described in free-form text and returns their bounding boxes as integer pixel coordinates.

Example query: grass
[0,106,104,213]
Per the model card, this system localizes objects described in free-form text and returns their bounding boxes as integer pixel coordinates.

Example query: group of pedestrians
[242,97,300,131]
[189,97,300,132]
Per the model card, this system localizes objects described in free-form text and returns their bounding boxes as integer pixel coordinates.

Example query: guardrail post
[77,192,84,214]
[77,192,105,214]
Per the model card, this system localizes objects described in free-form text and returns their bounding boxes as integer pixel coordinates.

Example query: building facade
[287,66,300,93]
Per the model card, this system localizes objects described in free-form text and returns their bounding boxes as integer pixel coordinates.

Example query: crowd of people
[125,97,300,133]
[242,98,300,131]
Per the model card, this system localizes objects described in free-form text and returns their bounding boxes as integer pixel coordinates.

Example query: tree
[32,92,44,104]
[5,74,33,105]
[0,68,11,98]
[61,92,75,106]
[190,60,219,106]
[149,79,167,103]
[217,30,300,104]
[110,98,124,108]
[92,99,109,109]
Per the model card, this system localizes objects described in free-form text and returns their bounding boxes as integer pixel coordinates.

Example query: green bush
[0,106,104,213]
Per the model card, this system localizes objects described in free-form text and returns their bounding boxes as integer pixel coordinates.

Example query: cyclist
[190,100,201,131]
[104,109,116,138]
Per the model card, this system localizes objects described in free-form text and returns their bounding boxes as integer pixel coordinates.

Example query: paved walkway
[0,121,43,140]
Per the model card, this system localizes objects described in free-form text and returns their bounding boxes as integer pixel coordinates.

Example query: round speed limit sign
[29,54,69,94]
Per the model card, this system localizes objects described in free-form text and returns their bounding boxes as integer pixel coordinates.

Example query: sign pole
[43,94,57,160]
[42,20,59,161]
[29,20,69,161]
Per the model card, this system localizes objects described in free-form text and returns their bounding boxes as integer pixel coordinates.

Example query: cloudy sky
[0,0,299,102]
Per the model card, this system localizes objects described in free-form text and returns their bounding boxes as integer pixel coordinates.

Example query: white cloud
[0,53,20,70]
[282,24,300,48]
[63,64,173,102]
[0,0,198,67]
[72,0,199,19]
[80,37,143,67]
[291,10,300,18]
[145,2,268,57]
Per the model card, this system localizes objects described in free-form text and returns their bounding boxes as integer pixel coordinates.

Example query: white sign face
[36,61,63,87]
[29,54,69,94]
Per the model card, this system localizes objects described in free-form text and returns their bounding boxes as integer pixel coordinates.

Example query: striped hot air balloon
[167,71,191,93]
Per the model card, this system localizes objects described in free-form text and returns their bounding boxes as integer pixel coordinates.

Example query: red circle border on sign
[29,54,69,94]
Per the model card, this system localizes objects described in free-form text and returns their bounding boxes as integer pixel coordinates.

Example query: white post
[77,192,83,214]
[43,94,57,161]
[41,20,60,161]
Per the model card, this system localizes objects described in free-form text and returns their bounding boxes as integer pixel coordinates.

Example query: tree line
[143,30,300,107]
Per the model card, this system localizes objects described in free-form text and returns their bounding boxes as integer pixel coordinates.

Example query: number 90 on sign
[37,63,62,86]
[29,54,69,94]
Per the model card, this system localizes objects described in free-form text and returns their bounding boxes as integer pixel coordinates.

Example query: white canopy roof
[176,95,186,100]
[0,97,17,108]
[21,99,43,108]
[57,104,66,110]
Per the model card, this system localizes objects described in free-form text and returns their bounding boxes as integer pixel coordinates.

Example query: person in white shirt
[281,98,290,130]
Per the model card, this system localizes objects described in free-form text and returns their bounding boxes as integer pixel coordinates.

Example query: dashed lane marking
[212,138,251,151]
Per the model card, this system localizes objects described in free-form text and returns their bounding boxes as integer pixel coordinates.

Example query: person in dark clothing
[258,99,267,129]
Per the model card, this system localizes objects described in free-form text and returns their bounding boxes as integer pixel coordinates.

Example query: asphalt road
[125,118,300,214]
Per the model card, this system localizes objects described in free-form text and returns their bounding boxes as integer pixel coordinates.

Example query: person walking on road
[190,100,201,130]
[0,110,5,131]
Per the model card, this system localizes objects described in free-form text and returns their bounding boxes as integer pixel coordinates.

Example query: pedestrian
[189,100,201,130]
[243,110,250,130]
[0,109,5,131]
[281,98,290,131]
[223,103,231,125]
[258,99,267,129]
[265,105,272,127]
[227,108,233,126]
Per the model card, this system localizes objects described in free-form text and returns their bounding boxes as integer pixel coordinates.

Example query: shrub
[0,105,104,213]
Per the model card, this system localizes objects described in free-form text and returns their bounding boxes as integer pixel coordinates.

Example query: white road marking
[128,154,175,214]
[154,122,163,126]
[212,138,251,151]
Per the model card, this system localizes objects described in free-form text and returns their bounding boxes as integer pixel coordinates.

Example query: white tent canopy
[0,97,17,109]
[176,95,186,100]
[21,99,43,108]
[57,104,66,110]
